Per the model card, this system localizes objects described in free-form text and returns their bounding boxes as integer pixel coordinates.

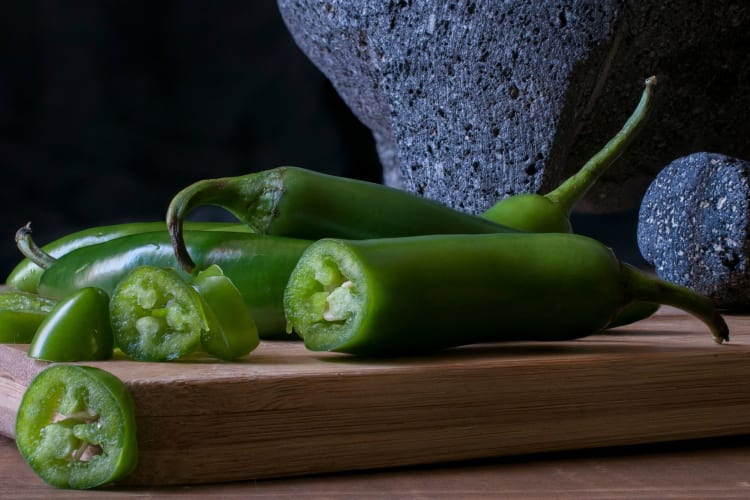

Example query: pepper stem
[166,179,228,273]
[546,76,657,215]
[166,170,284,273]
[15,222,57,270]
[623,263,729,344]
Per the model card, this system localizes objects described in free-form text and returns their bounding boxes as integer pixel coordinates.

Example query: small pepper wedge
[15,365,138,489]
[192,265,260,360]
[0,289,57,343]
[283,233,728,356]
[28,287,114,362]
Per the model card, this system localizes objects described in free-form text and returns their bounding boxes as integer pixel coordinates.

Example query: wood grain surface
[1,307,749,486]
[3,433,750,498]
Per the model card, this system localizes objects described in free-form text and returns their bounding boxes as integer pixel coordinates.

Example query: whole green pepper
[26,230,310,337]
[165,79,654,272]
[15,365,138,489]
[165,167,517,272]
[28,287,114,362]
[482,76,657,232]
[7,221,250,293]
[0,288,57,343]
[283,233,728,356]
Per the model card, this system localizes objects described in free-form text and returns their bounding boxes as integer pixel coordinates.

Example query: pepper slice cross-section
[15,364,138,489]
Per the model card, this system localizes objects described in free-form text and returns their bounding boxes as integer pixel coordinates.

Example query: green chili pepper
[0,286,57,312]
[0,311,47,343]
[110,265,261,361]
[165,79,654,272]
[18,230,310,337]
[481,76,657,232]
[28,287,114,362]
[0,288,57,343]
[606,301,660,329]
[15,364,138,489]
[7,221,251,293]
[283,233,728,356]
[192,265,260,360]
[165,167,517,273]
[110,266,209,361]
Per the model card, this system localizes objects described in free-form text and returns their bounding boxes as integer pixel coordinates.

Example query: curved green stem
[624,263,729,344]
[15,223,57,270]
[546,75,657,214]
[167,173,284,273]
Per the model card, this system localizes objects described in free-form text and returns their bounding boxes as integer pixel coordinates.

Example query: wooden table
[2,433,750,498]
[2,307,750,496]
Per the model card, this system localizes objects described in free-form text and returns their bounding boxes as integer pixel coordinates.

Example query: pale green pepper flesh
[15,365,138,489]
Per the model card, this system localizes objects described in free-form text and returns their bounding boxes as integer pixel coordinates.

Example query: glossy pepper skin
[482,76,657,233]
[166,167,517,273]
[192,265,260,360]
[0,289,56,343]
[283,233,728,356]
[165,79,654,272]
[7,221,250,293]
[28,287,114,362]
[15,365,138,489]
[34,231,310,337]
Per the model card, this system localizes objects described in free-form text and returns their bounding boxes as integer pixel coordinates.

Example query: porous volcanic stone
[637,153,750,310]
[278,0,750,214]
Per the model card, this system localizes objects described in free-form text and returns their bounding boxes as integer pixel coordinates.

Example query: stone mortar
[278,0,750,214]
[638,153,750,310]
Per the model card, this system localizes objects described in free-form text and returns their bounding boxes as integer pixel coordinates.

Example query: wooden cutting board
[1,307,749,486]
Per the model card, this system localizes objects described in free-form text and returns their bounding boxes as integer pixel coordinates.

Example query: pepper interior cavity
[284,242,366,351]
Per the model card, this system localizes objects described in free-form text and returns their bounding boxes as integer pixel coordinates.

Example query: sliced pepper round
[15,365,138,489]
[28,287,114,362]
[110,266,207,361]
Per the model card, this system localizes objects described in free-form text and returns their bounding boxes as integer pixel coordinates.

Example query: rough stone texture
[637,153,750,309]
[278,0,750,214]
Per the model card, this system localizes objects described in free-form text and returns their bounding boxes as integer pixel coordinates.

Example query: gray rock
[637,153,750,309]
[278,0,750,214]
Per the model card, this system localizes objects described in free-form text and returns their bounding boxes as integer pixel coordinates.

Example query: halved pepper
[283,233,728,356]
[15,364,138,489]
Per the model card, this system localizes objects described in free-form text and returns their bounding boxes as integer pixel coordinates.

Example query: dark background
[0,1,640,279]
